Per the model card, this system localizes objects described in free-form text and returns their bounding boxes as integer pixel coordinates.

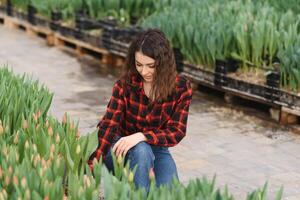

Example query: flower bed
[0,65,284,199]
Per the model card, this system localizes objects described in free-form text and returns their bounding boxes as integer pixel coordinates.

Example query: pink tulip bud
[15,152,19,162]
[47,127,53,137]
[76,130,80,139]
[1,189,7,199]
[35,124,41,131]
[33,144,37,152]
[13,133,19,144]
[83,175,91,187]
[25,140,29,149]
[13,176,18,186]
[4,176,10,186]
[25,189,30,199]
[33,113,38,122]
[149,168,155,181]
[50,144,55,153]
[41,158,47,168]
[8,166,13,175]
[55,134,60,143]
[0,167,3,179]
[47,159,51,167]
[62,113,67,124]
[21,177,27,188]
[45,120,49,128]
[71,122,75,130]
[22,120,28,129]
[0,124,4,135]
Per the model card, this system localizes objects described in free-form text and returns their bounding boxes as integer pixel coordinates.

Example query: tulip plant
[278,36,300,92]
[256,0,300,14]
[10,0,30,11]
[85,0,164,26]
[141,0,300,91]
[0,67,103,199]
[0,67,53,135]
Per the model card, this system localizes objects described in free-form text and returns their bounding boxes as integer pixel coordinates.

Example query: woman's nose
[141,66,149,75]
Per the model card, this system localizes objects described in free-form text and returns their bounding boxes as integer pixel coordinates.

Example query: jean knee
[128,142,154,163]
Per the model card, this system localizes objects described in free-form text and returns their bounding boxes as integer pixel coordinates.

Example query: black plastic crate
[214,59,239,87]
[12,9,27,21]
[76,16,99,30]
[226,77,278,102]
[49,21,62,31]
[75,15,118,31]
[97,18,118,29]
[109,39,129,56]
[35,16,49,28]
[83,32,103,48]
[6,0,13,16]
[27,5,37,25]
[0,5,6,13]
[280,91,300,108]
[265,70,280,101]
[72,28,84,40]
[173,48,184,73]
[266,70,280,88]
[51,11,62,22]
[111,27,141,43]
[182,63,215,84]
[101,26,140,56]
[76,18,95,30]
[59,25,74,38]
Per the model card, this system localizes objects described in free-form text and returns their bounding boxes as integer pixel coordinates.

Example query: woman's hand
[112,132,147,158]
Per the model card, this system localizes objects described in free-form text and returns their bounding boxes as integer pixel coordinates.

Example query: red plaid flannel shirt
[88,74,193,169]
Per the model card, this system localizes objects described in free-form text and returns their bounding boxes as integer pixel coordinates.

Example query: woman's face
[135,51,156,83]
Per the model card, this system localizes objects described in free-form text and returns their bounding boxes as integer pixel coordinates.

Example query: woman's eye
[149,65,155,69]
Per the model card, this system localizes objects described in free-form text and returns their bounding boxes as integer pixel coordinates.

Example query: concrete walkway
[1,25,300,200]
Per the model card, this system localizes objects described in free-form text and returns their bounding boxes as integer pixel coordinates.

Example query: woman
[88,29,193,192]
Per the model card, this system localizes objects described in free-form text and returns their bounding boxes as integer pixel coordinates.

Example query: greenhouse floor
[1,26,300,200]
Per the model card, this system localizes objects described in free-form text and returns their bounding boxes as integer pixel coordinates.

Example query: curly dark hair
[121,29,177,102]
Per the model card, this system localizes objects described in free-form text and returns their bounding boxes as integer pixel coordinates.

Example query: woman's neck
[143,81,152,98]
[143,81,152,87]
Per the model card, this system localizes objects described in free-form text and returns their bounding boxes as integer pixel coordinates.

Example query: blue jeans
[104,136,179,193]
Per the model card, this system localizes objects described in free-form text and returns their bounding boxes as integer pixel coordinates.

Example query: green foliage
[0,65,283,199]
[141,0,300,91]
[0,66,101,199]
[0,67,53,135]
[10,0,30,11]
[84,0,163,27]
[278,36,300,91]
[254,0,300,14]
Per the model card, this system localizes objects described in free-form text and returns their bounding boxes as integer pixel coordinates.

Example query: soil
[227,68,266,85]
[87,29,103,37]
[61,20,75,28]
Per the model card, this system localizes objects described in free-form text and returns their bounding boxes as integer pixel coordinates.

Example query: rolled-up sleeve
[143,81,193,146]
